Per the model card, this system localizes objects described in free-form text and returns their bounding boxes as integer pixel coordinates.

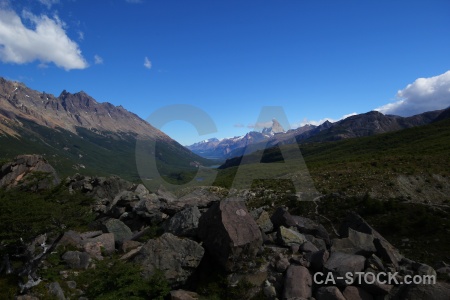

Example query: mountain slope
[196,109,445,160]
[0,77,211,181]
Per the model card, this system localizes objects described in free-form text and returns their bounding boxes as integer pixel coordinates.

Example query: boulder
[48,282,65,300]
[283,265,312,299]
[308,249,330,272]
[163,206,201,237]
[61,251,90,269]
[277,226,306,246]
[315,286,346,300]
[256,211,274,233]
[398,282,450,300]
[340,212,402,268]
[198,198,262,271]
[0,155,60,190]
[324,252,365,285]
[133,233,204,287]
[102,219,132,244]
[170,289,199,300]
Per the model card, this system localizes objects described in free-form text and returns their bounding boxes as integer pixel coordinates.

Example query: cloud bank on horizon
[0,7,88,70]
[376,70,450,117]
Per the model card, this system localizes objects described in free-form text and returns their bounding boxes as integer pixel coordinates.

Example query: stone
[324,252,365,285]
[255,210,274,233]
[133,233,204,287]
[163,206,201,237]
[48,281,66,300]
[283,265,312,299]
[102,219,132,244]
[270,207,297,228]
[307,249,330,272]
[366,254,385,271]
[292,215,331,245]
[340,212,402,268]
[277,226,306,246]
[198,198,262,271]
[170,289,199,300]
[315,286,346,300]
[398,282,450,300]
[121,240,142,253]
[0,155,60,190]
[342,286,373,300]
[263,285,277,299]
[300,241,319,253]
[83,233,115,258]
[62,251,90,269]
[275,257,290,273]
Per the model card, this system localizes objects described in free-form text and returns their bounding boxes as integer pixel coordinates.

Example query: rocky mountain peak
[0,77,166,140]
[262,119,285,135]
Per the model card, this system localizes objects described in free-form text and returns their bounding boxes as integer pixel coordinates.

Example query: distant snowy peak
[262,119,285,135]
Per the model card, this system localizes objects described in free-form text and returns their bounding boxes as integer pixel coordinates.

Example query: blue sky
[1,0,450,145]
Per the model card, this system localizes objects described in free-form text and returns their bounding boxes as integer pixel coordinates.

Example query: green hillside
[0,118,212,183]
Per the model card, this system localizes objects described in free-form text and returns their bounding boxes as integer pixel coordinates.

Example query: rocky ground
[1,155,450,299]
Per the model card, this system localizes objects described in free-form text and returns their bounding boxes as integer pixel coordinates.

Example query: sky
[1,0,450,145]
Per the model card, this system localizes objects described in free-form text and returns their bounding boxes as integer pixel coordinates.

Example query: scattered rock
[324,252,365,285]
[277,226,306,246]
[62,251,90,269]
[102,219,132,244]
[133,233,204,287]
[163,206,201,237]
[315,286,346,300]
[48,281,66,300]
[0,155,60,190]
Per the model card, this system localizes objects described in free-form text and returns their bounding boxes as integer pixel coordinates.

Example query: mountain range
[0,77,210,181]
[187,108,448,160]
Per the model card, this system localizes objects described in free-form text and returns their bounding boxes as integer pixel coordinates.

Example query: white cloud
[247,121,273,129]
[94,54,103,64]
[144,56,152,69]
[0,8,88,70]
[38,0,60,9]
[78,30,84,41]
[234,123,245,128]
[375,70,450,116]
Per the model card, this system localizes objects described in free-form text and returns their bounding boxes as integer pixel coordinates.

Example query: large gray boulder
[102,219,132,244]
[0,155,60,190]
[133,233,204,287]
[163,206,201,237]
[283,265,312,299]
[324,252,366,285]
[198,198,262,271]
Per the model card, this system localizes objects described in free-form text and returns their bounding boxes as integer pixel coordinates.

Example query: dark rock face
[0,155,60,190]
[198,198,263,271]
[132,233,204,287]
